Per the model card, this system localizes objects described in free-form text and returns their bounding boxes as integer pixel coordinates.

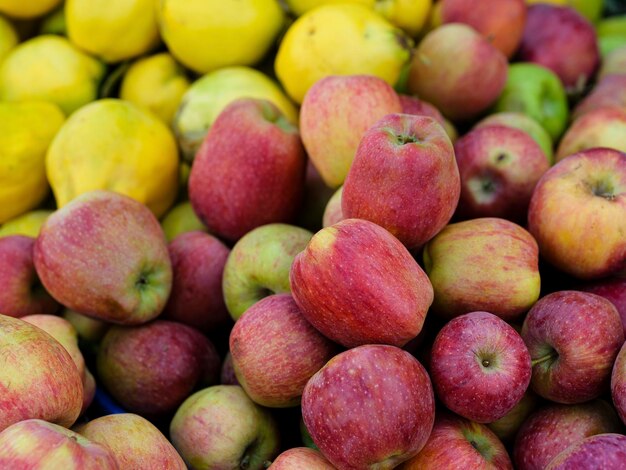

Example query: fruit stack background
[1,0,626,469]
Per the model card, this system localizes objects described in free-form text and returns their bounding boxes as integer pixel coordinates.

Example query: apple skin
[581,276,626,337]
[611,342,626,425]
[521,291,624,404]
[398,94,458,143]
[34,190,172,325]
[290,218,434,348]
[222,223,313,320]
[299,75,402,188]
[440,0,527,58]
[342,114,460,250]
[423,217,540,322]
[573,75,626,119]
[398,413,513,470]
[161,231,230,333]
[97,320,220,418]
[170,385,280,470]
[430,312,532,423]
[271,447,335,469]
[62,309,109,343]
[0,235,59,317]
[600,46,626,79]
[229,294,336,407]
[75,413,186,470]
[487,391,539,442]
[302,345,435,470]
[545,433,626,469]
[189,98,306,241]
[0,314,83,432]
[528,148,626,280]
[519,4,599,91]
[514,400,621,470]
[322,186,344,228]
[492,63,569,141]
[220,352,239,386]
[408,23,508,121]
[453,125,550,222]
[0,419,117,470]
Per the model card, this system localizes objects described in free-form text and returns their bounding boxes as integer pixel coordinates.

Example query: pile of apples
[2,0,626,469]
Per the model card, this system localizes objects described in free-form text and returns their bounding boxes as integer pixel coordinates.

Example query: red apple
[528,148,626,279]
[611,342,626,425]
[229,294,336,407]
[342,114,460,250]
[220,352,239,386]
[573,75,626,119]
[189,98,306,241]
[545,433,626,469]
[487,391,539,442]
[302,345,435,469]
[581,276,626,337]
[453,125,550,222]
[521,291,624,404]
[398,94,458,142]
[290,218,434,348]
[271,447,335,469]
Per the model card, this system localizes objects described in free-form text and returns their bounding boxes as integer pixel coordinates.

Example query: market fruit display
[1,1,626,469]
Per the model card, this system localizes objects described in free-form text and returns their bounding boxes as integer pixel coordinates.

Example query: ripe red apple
[290,218,434,348]
[487,391,539,442]
[519,4,599,91]
[302,345,435,469]
[161,231,230,333]
[189,98,306,241]
[573,75,626,119]
[34,190,172,325]
[342,114,459,250]
[0,419,117,469]
[423,217,541,322]
[408,23,508,121]
[220,352,239,386]
[322,186,343,228]
[514,400,621,470]
[453,126,549,222]
[229,294,336,407]
[528,148,626,279]
[522,291,624,404]
[611,342,626,425]
[271,447,335,469]
[0,235,59,318]
[545,433,626,469]
[581,276,626,336]
[0,314,83,432]
[299,75,402,188]
[399,414,513,469]
[440,0,527,58]
[398,94,458,142]
[430,311,531,423]
[97,320,220,417]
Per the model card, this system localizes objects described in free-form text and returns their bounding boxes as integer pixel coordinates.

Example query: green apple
[160,201,207,242]
[597,15,626,57]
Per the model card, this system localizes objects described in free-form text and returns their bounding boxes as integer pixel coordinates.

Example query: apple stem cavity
[592,180,616,201]
[531,350,558,367]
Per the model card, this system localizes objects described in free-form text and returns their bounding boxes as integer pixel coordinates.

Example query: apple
[474,112,554,163]
[545,434,626,469]
[75,413,186,469]
[0,314,83,432]
[430,311,531,423]
[423,217,541,322]
[160,201,207,242]
[299,75,402,188]
[492,63,569,140]
[440,0,527,58]
[62,309,109,343]
[408,23,508,121]
[398,94,458,143]
[398,413,513,469]
[342,114,460,250]
[290,218,434,348]
[528,148,626,279]
[514,400,622,470]
[230,294,336,407]
[271,447,335,469]
[220,352,239,386]
[302,345,435,469]
[453,125,550,222]
[189,98,306,242]
[573,75,626,119]
[600,46,626,79]
[34,190,172,325]
[612,342,626,425]
[0,419,117,469]
[0,235,59,318]
[487,391,539,442]
[521,291,624,404]
[97,320,221,418]
[581,276,626,337]
[556,107,626,161]
[222,223,313,320]
[322,186,343,228]
[161,231,230,333]
[297,160,336,232]
[518,4,599,92]
[170,385,280,470]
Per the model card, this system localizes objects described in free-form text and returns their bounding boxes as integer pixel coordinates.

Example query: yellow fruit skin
[526,0,603,23]
[286,0,373,16]
[120,53,190,126]
[0,0,61,19]
[0,102,65,224]
[0,35,105,115]
[0,14,18,62]
[158,0,285,74]
[161,202,207,242]
[173,66,298,161]
[46,99,179,218]
[0,210,53,238]
[275,4,412,104]
[66,0,159,63]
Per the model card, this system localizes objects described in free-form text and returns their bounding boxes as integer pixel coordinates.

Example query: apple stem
[531,350,558,367]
